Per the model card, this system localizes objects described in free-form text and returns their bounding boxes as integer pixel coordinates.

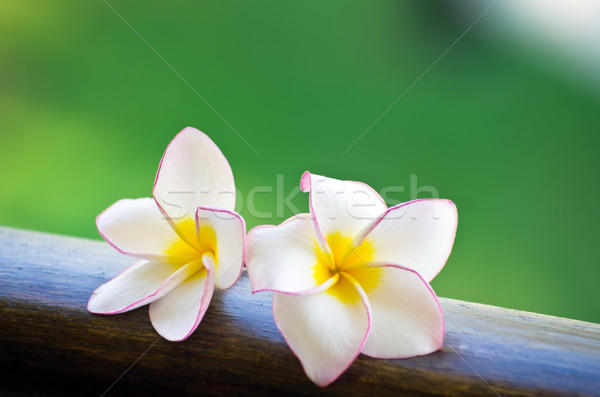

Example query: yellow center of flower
[165,217,217,272]
[313,232,381,304]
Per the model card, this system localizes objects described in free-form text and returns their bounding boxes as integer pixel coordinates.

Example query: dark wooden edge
[1,226,599,396]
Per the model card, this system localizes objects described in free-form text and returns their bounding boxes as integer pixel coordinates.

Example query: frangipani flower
[88,127,245,341]
[246,172,457,386]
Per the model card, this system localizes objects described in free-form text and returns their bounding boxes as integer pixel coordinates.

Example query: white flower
[246,172,457,386]
[88,127,245,341]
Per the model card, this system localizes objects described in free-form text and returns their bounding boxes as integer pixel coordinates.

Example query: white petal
[97,198,184,259]
[300,172,387,249]
[153,127,236,222]
[356,199,458,282]
[195,206,245,289]
[345,265,444,359]
[246,214,337,294]
[87,260,182,314]
[273,274,371,387]
[149,256,215,341]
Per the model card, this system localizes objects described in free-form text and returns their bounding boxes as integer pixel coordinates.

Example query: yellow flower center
[313,232,381,304]
[165,217,217,275]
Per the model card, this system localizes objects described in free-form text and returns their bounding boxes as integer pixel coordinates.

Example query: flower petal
[345,264,444,359]
[356,199,458,282]
[195,206,245,289]
[149,255,216,341]
[272,275,371,387]
[153,127,236,222]
[97,198,187,260]
[88,260,186,314]
[246,214,337,294]
[300,172,387,250]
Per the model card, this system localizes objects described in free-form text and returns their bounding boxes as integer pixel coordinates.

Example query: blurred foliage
[1,1,598,322]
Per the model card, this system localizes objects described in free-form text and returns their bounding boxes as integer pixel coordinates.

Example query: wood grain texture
[0,226,599,396]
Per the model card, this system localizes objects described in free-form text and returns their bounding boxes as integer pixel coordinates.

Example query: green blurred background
[1,1,598,322]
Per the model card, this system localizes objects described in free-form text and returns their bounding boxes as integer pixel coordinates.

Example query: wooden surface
[0,226,599,396]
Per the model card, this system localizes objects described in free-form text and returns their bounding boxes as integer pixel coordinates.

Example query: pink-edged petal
[87,260,190,314]
[300,172,387,248]
[356,199,458,282]
[97,198,184,259]
[246,214,336,294]
[149,255,216,341]
[272,274,371,387]
[153,127,236,222]
[195,206,245,289]
[346,264,444,359]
